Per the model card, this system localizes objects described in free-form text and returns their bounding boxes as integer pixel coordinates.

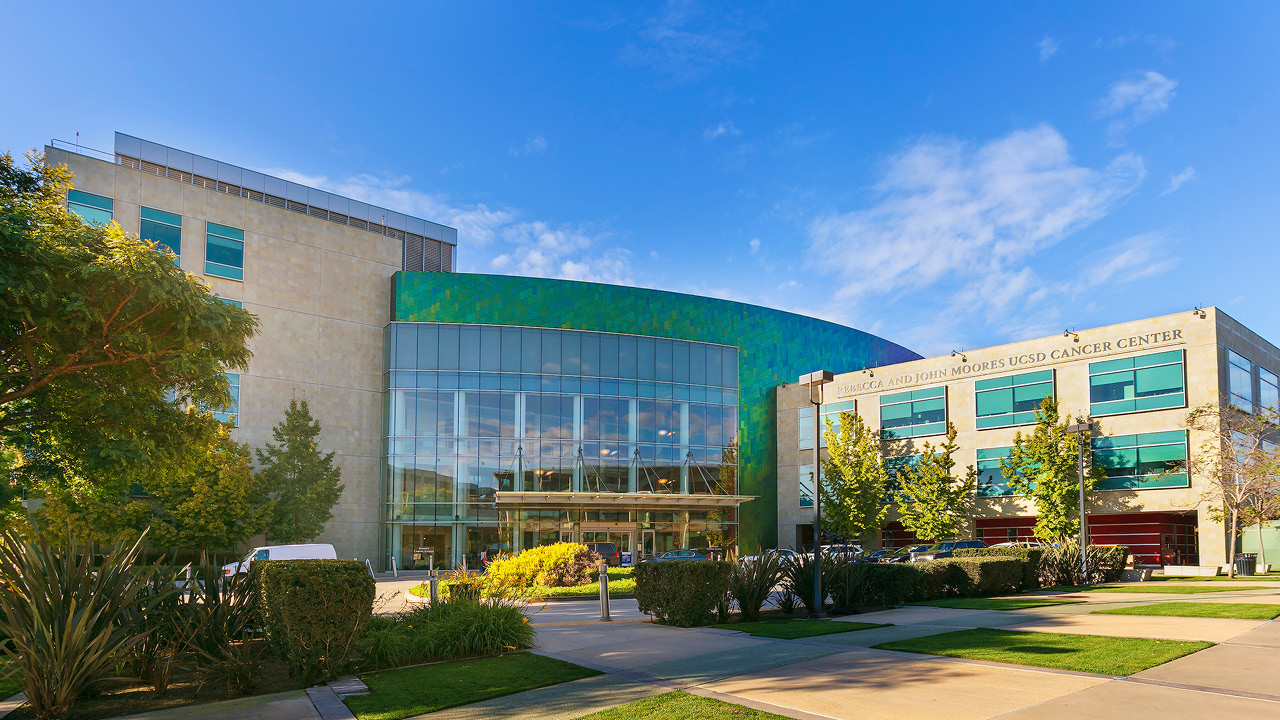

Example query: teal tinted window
[1261,367,1279,413]
[212,372,240,426]
[140,207,182,258]
[206,223,245,281]
[974,370,1053,429]
[799,464,818,508]
[67,189,113,225]
[1228,349,1254,412]
[1091,430,1188,490]
[879,386,946,438]
[1088,350,1184,416]
[218,297,243,309]
[976,446,1017,497]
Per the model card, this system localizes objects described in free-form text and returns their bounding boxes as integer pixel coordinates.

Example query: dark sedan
[883,544,931,563]
[911,540,988,561]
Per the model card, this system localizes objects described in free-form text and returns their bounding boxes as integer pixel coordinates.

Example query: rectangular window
[1092,430,1189,490]
[211,372,240,426]
[205,222,245,281]
[1261,368,1279,413]
[67,189,113,225]
[884,455,921,494]
[879,386,946,438]
[798,406,814,450]
[1088,350,1185,416]
[975,370,1053,429]
[217,297,242,308]
[976,447,1017,497]
[799,464,816,508]
[1228,349,1254,413]
[140,207,182,259]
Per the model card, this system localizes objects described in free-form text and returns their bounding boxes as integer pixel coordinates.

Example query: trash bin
[1235,553,1258,576]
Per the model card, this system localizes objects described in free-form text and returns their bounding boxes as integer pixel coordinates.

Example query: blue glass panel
[68,189,113,211]
[206,223,244,241]
[141,207,181,226]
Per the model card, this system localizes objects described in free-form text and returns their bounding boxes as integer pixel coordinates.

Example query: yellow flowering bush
[484,542,603,589]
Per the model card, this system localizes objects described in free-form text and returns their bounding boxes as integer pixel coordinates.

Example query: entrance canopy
[495,491,753,510]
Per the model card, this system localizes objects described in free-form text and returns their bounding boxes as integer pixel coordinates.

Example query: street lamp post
[1067,420,1092,583]
[799,369,834,618]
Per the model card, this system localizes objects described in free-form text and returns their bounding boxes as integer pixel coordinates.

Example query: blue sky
[5,2,1278,356]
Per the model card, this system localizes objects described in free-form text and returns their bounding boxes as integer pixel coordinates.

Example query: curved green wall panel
[393,272,919,551]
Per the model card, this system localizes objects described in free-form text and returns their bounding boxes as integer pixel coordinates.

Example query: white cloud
[1076,232,1178,288]
[704,120,740,140]
[1039,36,1060,62]
[260,169,633,286]
[749,237,761,254]
[510,135,548,157]
[618,0,756,83]
[807,125,1144,308]
[1098,71,1177,142]
[1159,166,1196,196]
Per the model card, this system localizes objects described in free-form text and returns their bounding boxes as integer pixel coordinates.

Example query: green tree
[895,422,977,542]
[146,417,272,550]
[0,151,258,508]
[820,411,889,543]
[1000,396,1105,542]
[258,399,344,543]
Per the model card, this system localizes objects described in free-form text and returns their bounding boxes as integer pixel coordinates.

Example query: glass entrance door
[641,529,656,559]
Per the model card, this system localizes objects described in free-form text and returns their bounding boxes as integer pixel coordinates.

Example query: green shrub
[0,529,179,720]
[948,557,1025,595]
[1039,542,1130,586]
[634,561,733,626]
[358,597,535,669]
[483,543,602,592]
[953,547,1043,589]
[783,552,842,615]
[859,563,926,606]
[829,560,872,612]
[729,554,784,621]
[919,560,971,598]
[256,559,375,685]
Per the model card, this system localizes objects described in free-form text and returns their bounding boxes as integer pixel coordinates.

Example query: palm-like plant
[729,554,783,622]
[0,528,177,720]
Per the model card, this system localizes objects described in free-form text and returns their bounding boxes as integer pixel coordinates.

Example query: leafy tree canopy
[145,416,272,550]
[0,151,258,503]
[820,411,889,543]
[1000,396,1104,542]
[895,422,976,542]
[258,398,344,544]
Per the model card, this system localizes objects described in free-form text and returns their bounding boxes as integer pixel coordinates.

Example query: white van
[221,543,337,576]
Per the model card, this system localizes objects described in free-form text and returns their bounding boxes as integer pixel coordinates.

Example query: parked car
[646,549,710,562]
[910,540,988,561]
[740,548,801,565]
[821,544,864,561]
[221,543,337,576]
[863,549,892,563]
[883,544,931,563]
[584,542,623,567]
[989,541,1043,549]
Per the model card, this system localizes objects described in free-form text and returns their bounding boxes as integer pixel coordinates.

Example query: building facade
[776,310,1280,567]
[46,133,917,568]
[48,133,458,564]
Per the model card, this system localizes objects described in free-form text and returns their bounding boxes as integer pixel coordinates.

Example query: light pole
[799,369,834,618]
[1067,420,1092,583]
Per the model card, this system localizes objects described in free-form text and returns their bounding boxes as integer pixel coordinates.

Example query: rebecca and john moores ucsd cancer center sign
[830,328,1186,399]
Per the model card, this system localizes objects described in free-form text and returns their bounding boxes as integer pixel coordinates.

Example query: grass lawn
[1056,585,1257,594]
[571,691,790,719]
[912,597,1086,611]
[346,653,600,720]
[711,618,888,639]
[1093,602,1280,620]
[874,627,1211,676]
[1147,574,1280,582]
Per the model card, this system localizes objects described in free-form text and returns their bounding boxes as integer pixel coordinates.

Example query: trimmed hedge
[256,559,375,684]
[953,547,1044,589]
[634,561,733,626]
[947,557,1024,595]
[848,557,1027,608]
[857,563,927,606]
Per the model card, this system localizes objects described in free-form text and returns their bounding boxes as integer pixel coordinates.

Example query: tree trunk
[1258,519,1268,568]
[1228,507,1239,579]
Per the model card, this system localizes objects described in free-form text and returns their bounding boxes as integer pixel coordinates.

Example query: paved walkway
[104,582,1280,720]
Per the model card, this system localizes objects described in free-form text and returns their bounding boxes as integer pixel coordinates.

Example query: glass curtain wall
[385,323,740,569]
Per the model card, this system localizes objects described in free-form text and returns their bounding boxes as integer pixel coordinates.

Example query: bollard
[390,556,398,579]
[429,569,440,604]
[598,563,611,622]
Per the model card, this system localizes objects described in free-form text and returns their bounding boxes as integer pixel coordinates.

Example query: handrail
[48,138,116,163]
